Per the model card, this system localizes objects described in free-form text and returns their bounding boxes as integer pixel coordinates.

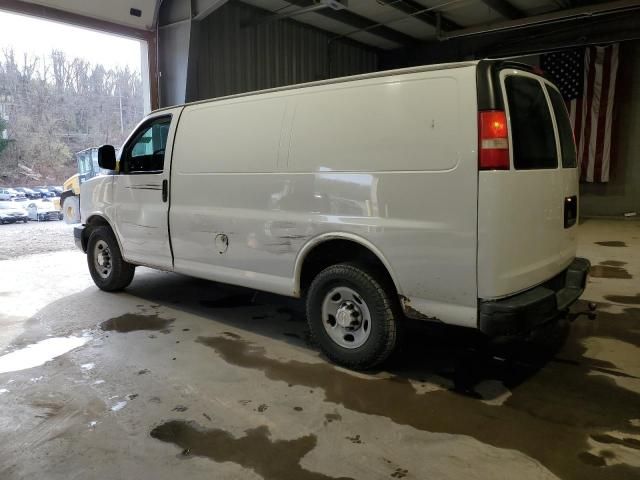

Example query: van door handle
[162,179,168,202]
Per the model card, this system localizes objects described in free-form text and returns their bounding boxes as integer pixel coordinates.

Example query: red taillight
[479,110,510,170]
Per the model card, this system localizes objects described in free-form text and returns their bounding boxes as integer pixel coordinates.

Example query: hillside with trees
[0,49,144,185]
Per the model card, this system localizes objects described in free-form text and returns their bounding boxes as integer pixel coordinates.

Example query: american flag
[541,45,620,183]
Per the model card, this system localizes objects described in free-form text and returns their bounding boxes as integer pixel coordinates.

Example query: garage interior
[1,1,640,479]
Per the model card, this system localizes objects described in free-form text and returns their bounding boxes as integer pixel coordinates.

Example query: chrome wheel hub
[321,286,371,349]
[335,302,361,329]
[93,240,112,279]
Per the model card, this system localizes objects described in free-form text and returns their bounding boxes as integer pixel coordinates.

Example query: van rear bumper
[478,257,590,338]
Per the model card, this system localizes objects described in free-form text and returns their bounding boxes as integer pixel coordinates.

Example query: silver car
[0,201,29,223]
[0,188,16,201]
[0,212,17,224]
[26,200,61,221]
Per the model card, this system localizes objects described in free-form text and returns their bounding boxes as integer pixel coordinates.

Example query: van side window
[121,117,171,174]
[504,76,557,170]
[546,86,577,168]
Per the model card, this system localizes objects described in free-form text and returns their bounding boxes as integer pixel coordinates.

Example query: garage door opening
[0,9,150,254]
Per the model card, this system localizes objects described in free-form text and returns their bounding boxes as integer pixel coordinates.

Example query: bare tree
[0,48,144,185]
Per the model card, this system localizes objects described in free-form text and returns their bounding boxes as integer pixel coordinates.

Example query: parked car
[14,187,40,199]
[26,200,61,221]
[0,201,29,223]
[0,188,17,201]
[7,188,26,199]
[44,186,62,197]
[33,187,55,198]
[0,211,17,224]
[75,59,589,370]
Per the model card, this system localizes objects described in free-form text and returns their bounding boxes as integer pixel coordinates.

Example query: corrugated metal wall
[195,1,379,99]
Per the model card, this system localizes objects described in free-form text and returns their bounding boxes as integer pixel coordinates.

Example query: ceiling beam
[386,0,461,31]
[479,0,525,19]
[441,0,640,39]
[284,0,417,46]
[193,0,229,21]
[0,0,153,38]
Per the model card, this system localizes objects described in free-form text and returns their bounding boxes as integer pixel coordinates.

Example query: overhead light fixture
[247,0,348,27]
[321,0,348,10]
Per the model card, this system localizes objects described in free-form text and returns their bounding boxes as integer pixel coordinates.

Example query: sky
[0,10,142,72]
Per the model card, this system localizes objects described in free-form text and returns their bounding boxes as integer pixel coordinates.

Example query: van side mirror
[97,145,117,170]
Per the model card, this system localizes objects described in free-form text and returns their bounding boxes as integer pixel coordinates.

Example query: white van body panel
[80,176,114,225]
[79,61,585,334]
[478,170,578,299]
[169,66,480,327]
[477,70,579,299]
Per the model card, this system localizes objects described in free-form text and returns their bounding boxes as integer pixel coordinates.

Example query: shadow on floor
[123,272,640,479]
[124,271,585,399]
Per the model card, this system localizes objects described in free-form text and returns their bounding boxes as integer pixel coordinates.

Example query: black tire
[62,196,80,224]
[23,218,28,224]
[306,263,401,370]
[87,226,135,291]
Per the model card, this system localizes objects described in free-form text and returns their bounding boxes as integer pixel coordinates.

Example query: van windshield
[504,75,557,170]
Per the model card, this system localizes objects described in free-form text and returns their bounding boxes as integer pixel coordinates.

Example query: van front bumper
[74,225,86,252]
[479,257,590,338]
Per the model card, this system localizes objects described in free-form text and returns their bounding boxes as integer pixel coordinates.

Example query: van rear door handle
[162,179,168,202]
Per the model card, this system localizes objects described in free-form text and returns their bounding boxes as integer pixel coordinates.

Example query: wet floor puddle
[605,293,640,305]
[590,265,633,279]
[0,336,89,374]
[151,421,353,480]
[189,319,640,480]
[100,313,174,333]
[600,260,627,267]
[595,241,628,247]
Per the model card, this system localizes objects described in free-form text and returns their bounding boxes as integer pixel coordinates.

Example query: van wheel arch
[297,237,400,298]
[82,216,119,253]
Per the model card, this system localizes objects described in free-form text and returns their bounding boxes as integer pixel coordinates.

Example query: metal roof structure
[3,0,634,50]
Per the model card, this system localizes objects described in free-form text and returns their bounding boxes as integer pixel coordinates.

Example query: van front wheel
[306,263,400,370]
[87,226,135,291]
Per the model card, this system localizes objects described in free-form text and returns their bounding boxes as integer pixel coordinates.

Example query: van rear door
[478,67,579,299]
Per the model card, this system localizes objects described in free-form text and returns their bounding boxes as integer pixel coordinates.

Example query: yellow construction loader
[56,147,116,223]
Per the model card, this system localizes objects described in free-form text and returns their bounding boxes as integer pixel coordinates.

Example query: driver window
[122,117,171,174]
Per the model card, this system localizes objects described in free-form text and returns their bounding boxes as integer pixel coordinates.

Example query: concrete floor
[0,218,639,480]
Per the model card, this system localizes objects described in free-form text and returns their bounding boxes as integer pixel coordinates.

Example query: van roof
[152,59,482,114]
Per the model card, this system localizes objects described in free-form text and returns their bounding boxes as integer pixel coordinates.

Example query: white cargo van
[75,60,589,369]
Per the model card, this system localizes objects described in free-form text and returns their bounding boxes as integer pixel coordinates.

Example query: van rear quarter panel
[170,66,479,327]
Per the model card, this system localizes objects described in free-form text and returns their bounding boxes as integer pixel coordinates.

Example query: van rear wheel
[87,226,135,291]
[306,263,400,370]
